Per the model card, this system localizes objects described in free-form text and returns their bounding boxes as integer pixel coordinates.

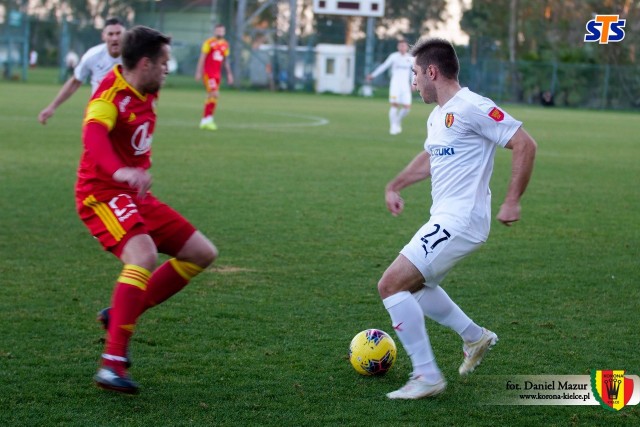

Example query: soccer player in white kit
[379,38,537,399]
[38,18,125,125]
[366,40,414,135]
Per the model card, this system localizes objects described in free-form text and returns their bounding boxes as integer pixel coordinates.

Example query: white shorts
[389,82,412,106]
[400,217,484,287]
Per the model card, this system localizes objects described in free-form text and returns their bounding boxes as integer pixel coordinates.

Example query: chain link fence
[2,13,639,110]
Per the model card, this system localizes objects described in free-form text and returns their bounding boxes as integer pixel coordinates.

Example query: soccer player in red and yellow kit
[77,26,218,394]
[195,24,234,130]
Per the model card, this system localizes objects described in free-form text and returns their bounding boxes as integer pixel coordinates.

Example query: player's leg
[414,285,483,343]
[142,231,217,311]
[78,191,155,393]
[393,85,411,134]
[388,85,401,135]
[200,76,220,130]
[378,255,446,399]
[388,103,399,135]
[388,82,403,135]
[138,197,217,312]
[411,229,498,375]
[95,232,157,393]
[397,96,411,128]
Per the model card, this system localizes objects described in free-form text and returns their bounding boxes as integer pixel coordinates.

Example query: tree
[380,0,448,40]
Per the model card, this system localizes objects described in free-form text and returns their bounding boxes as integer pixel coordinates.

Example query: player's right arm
[194,40,209,81]
[385,150,431,216]
[194,52,206,81]
[367,53,394,81]
[38,77,83,124]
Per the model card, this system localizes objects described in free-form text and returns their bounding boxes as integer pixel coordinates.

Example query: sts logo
[584,15,626,44]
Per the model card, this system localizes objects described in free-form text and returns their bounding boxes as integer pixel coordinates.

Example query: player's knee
[201,241,218,267]
[139,251,159,271]
[377,268,424,299]
[180,232,217,268]
[124,250,157,272]
[377,275,397,299]
[120,234,158,270]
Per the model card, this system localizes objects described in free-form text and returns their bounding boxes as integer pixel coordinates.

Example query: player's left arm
[224,51,234,85]
[497,127,537,226]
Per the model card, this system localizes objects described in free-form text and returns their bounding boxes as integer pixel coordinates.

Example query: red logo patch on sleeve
[488,107,505,122]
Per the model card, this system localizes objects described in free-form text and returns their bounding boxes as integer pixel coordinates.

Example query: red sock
[203,96,217,117]
[102,265,150,374]
[142,258,204,313]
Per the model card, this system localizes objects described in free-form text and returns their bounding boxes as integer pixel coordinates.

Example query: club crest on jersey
[445,113,454,128]
[488,107,505,122]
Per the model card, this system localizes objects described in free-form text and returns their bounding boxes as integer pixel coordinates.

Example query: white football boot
[386,375,447,400]
[459,328,498,375]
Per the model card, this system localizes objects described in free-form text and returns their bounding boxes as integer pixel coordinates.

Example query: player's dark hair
[121,26,171,70]
[411,38,459,80]
[105,17,124,27]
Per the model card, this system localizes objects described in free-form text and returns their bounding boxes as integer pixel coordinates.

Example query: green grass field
[1,69,639,426]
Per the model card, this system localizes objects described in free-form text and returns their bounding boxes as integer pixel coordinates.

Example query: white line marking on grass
[226,112,330,129]
[162,112,329,129]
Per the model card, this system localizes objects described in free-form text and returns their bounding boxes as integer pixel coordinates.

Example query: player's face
[214,26,226,38]
[398,41,409,54]
[103,24,125,58]
[413,64,436,104]
[142,44,171,94]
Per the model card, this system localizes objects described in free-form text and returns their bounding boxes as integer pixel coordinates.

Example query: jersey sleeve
[201,39,211,54]
[82,121,125,177]
[370,53,394,78]
[468,103,522,148]
[74,52,92,82]
[84,98,118,131]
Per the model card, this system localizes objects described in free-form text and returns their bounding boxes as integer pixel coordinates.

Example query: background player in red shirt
[195,24,234,131]
[77,25,218,394]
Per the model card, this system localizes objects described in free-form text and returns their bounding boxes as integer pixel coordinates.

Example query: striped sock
[142,258,204,312]
[103,264,150,374]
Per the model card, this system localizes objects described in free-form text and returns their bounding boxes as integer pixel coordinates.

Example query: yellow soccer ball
[349,329,397,376]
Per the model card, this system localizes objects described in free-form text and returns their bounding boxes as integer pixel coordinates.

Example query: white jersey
[74,43,122,94]
[371,52,413,88]
[425,88,522,241]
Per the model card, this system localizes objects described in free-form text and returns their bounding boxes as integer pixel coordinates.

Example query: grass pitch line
[224,112,330,129]
[163,112,329,130]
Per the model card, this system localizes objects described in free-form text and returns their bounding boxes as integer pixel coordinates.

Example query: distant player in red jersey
[195,24,234,131]
[77,26,218,394]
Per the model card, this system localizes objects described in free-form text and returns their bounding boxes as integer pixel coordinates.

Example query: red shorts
[203,74,221,92]
[77,190,196,257]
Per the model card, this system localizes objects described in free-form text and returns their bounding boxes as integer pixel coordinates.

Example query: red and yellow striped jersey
[76,65,158,195]
[201,37,230,79]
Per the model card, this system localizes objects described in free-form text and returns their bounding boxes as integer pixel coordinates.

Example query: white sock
[398,107,410,123]
[388,106,399,127]
[383,291,441,382]
[201,116,212,125]
[413,286,483,343]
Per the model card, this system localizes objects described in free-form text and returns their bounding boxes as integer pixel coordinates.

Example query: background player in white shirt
[38,18,124,125]
[366,39,414,135]
[379,38,537,400]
